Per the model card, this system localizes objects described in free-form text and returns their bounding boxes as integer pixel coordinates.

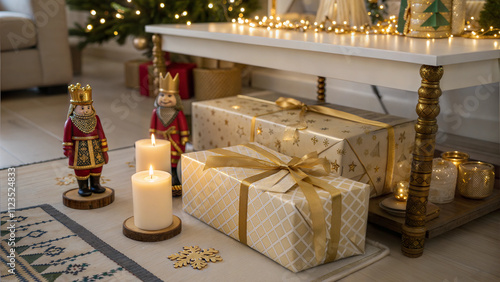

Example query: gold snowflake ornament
[56,174,76,186]
[168,246,222,270]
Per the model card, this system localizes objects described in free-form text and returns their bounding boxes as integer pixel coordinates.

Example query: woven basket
[194,67,241,101]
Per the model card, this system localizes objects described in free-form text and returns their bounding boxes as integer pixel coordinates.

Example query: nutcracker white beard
[157,106,179,127]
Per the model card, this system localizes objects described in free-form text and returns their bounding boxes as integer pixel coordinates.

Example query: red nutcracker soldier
[149,73,189,185]
[63,83,109,197]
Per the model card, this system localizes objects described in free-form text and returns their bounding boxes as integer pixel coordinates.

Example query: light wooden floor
[1,55,499,281]
[0,55,155,169]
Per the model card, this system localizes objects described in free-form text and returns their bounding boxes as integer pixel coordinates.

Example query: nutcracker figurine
[63,83,109,197]
[149,72,189,185]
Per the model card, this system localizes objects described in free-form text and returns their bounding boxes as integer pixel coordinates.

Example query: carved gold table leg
[317,76,326,102]
[152,34,166,97]
[402,65,443,258]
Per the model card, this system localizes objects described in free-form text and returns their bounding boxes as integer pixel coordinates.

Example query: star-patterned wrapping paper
[192,95,415,197]
[181,143,370,272]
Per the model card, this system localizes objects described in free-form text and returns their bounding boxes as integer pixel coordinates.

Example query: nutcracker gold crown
[159,72,179,94]
[69,83,93,105]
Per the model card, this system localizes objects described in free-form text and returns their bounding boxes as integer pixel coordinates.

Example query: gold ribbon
[158,127,184,155]
[251,97,395,192]
[204,143,342,263]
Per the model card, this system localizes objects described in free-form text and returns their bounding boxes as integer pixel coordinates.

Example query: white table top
[146,23,500,91]
[146,23,500,66]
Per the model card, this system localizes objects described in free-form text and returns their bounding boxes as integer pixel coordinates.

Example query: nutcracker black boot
[172,168,181,186]
[90,175,106,193]
[78,179,92,197]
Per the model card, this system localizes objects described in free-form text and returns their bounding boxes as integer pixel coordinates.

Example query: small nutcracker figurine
[63,83,109,197]
[149,73,189,185]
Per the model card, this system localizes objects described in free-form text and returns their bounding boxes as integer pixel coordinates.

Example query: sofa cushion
[0,11,37,51]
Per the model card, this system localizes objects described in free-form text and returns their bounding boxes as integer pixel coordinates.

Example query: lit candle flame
[151,134,156,146]
[149,165,154,179]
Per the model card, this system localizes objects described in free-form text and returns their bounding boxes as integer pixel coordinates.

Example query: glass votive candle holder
[393,180,409,201]
[441,151,470,169]
[428,158,457,204]
[457,161,495,199]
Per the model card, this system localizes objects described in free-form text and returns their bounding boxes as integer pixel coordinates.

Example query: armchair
[0,0,72,92]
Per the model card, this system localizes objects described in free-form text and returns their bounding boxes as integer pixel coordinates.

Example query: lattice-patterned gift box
[181,143,370,272]
[192,95,415,197]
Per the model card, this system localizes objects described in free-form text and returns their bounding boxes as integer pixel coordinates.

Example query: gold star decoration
[281,119,289,123]
[168,246,223,270]
[364,149,369,156]
[349,162,357,172]
[324,118,331,122]
[321,127,329,131]
[331,160,340,172]
[372,135,377,140]
[337,148,346,155]
[341,130,350,133]
[256,125,263,135]
[376,177,382,183]
[224,119,229,125]
[399,131,406,143]
[236,126,246,137]
[311,136,318,145]
[323,139,330,147]
[356,137,363,145]
[292,135,300,146]
[274,139,281,151]
[268,128,274,135]
[211,110,215,116]
[306,119,316,124]
[374,165,380,173]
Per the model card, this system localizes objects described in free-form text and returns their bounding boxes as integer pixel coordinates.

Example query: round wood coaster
[63,187,114,210]
[122,215,182,242]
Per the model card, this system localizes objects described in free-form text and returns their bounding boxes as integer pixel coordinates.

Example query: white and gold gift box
[192,95,415,197]
[181,143,370,272]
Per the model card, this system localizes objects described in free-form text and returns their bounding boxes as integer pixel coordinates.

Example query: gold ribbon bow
[269,97,396,192]
[204,143,342,263]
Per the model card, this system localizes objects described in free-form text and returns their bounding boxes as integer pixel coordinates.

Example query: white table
[145,22,500,257]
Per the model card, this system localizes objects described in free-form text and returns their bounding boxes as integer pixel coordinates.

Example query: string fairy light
[235,12,497,39]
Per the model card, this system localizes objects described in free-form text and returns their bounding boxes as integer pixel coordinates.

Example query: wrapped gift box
[192,94,415,197]
[139,62,196,99]
[182,143,370,272]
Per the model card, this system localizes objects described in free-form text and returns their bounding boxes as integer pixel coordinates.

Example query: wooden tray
[369,180,500,238]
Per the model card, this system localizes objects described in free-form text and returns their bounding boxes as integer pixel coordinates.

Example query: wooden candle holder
[123,215,182,242]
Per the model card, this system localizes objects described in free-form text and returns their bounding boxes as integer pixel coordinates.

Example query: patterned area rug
[1,204,160,282]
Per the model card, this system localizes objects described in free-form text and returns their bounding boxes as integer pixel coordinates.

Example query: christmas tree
[67,0,260,56]
[479,0,500,34]
[366,0,386,25]
[420,0,450,30]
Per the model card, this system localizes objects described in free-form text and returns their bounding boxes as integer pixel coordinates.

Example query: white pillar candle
[135,134,171,173]
[132,167,172,230]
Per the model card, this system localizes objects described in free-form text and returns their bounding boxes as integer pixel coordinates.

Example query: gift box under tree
[139,61,196,99]
[181,143,370,272]
[192,95,415,197]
